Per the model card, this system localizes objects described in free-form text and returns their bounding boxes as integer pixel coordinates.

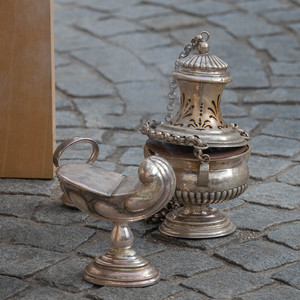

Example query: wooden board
[0,0,55,178]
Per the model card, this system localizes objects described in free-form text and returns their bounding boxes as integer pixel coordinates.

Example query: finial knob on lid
[174,30,231,83]
[196,31,210,54]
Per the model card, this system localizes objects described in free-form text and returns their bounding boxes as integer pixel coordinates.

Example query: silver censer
[141,31,251,238]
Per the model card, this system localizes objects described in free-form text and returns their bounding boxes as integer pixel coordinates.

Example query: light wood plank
[0,0,55,178]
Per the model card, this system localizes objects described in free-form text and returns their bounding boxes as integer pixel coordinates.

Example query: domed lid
[173,32,232,83]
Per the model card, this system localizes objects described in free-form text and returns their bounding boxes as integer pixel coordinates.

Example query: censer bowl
[145,139,250,238]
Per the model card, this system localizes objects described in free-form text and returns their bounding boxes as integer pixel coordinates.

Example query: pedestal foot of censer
[53,137,176,287]
[159,206,235,239]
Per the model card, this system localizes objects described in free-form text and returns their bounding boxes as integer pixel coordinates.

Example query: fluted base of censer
[159,206,235,239]
[83,249,160,287]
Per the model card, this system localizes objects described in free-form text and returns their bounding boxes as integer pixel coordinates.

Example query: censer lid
[173,32,232,83]
[140,31,249,148]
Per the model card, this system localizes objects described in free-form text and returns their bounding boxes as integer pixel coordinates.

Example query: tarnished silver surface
[141,32,251,238]
[53,136,99,207]
[145,140,250,238]
[141,32,248,148]
[53,137,176,287]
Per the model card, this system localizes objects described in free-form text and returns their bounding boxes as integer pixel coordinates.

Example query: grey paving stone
[222,104,248,118]
[228,205,300,231]
[250,135,300,157]
[89,281,182,300]
[277,165,300,186]
[216,240,298,272]
[293,153,300,162]
[0,246,67,277]
[85,113,142,130]
[109,32,173,51]
[78,18,144,38]
[74,97,124,118]
[140,13,201,31]
[244,88,300,104]
[38,258,92,292]
[113,4,172,19]
[56,64,114,97]
[54,6,103,25]
[33,198,88,225]
[145,0,195,5]
[116,81,167,114]
[268,223,300,250]
[224,117,259,135]
[251,104,300,120]
[221,42,257,60]
[271,76,300,88]
[150,250,223,279]
[55,53,71,68]
[17,286,86,300]
[241,182,300,210]
[0,179,56,196]
[0,275,29,300]
[78,232,166,258]
[82,0,140,12]
[122,166,139,176]
[55,93,73,110]
[238,284,300,300]
[56,111,82,127]
[179,230,241,250]
[226,56,264,72]
[119,147,144,166]
[289,22,300,33]
[264,8,300,23]
[54,25,107,52]
[0,195,42,219]
[56,128,105,143]
[135,45,181,76]
[181,267,273,298]
[0,217,95,252]
[208,12,281,37]
[262,119,300,140]
[249,34,300,62]
[236,0,290,12]
[222,89,238,104]
[229,69,269,88]
[272,261,300,289]
[58,144,116,161]
[110,131,147,146]
[176,0,232,16]
[270,62,300,76]
[172,291,208,300]
[226,56,269,88]
[72,46,157,83]
[248,156,292,180]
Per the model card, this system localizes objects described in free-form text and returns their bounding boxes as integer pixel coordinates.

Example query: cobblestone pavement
[1,0,300,299]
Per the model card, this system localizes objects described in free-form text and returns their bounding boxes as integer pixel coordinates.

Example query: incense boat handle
[53,136,99,168]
